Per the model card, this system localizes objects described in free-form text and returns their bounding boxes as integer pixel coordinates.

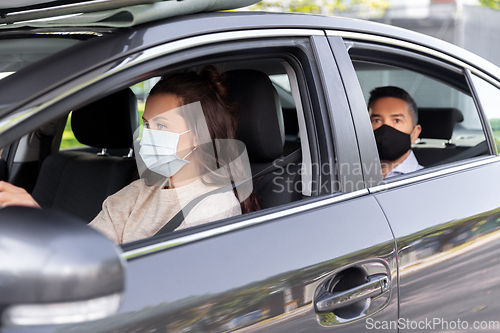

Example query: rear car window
[353,60,488,169]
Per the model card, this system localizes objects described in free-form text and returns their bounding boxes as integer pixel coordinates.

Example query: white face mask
[139,128,196,178]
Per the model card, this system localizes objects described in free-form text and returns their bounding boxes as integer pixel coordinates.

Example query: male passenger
[368,86,423,179]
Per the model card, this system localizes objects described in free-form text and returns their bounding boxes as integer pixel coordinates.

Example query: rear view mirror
[0,206,125,327]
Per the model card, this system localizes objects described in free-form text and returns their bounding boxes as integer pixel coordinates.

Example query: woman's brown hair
[148,65,260,214]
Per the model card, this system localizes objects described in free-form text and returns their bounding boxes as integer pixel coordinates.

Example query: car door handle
[315,274,390,313]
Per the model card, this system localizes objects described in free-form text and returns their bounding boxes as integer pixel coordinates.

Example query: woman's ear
[191,134,198,148]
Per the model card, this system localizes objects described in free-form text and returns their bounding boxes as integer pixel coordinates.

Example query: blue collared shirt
[385,150,423,179]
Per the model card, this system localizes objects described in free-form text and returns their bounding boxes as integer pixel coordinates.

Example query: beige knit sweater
[89,178,241,244]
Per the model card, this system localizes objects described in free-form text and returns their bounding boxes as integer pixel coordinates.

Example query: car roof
[1,11,500,117]
[0,0,260,26]
[1,0,499,84]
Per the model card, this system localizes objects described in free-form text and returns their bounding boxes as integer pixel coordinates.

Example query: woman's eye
[157,123,165,130]
[144,123,149,129]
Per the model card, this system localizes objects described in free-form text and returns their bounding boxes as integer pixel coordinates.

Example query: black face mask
[374,124,412,161]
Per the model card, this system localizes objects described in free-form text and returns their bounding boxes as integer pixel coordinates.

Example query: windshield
[0,37,80,79]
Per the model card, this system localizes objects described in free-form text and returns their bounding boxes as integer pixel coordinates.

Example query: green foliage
[490,119,500,153]
[248,0,390,17]
[480,0,500,10]
[60,112,84,149]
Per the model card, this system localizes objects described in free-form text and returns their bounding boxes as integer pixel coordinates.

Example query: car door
[331,31,500,332]
[62,32,398,333]
[0,22,397,333]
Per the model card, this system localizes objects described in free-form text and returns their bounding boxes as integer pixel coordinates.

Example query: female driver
[89,66,259,244]
[0,66,259,244]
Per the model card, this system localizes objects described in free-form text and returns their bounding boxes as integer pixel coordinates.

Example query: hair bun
[198,65,227,100]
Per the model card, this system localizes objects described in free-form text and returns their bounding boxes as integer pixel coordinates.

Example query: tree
[480,0,500,10]
[246,0,391,18]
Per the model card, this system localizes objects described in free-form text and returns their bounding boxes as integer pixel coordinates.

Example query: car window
[94,61,306,245]
[0,31,334,248]
[352,59,489,173]
[469,74,500,153]
[41,52,321,246]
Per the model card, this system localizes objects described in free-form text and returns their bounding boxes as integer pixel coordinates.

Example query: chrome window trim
[369,156,500,194]
[326,30,500,88]
[122,188,369,259]
[0,28,325,136]
[34,31,104,37]
[115,29,324,73]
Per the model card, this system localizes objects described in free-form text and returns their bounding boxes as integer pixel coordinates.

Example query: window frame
[332,36,498,190]
[121,37,342,253]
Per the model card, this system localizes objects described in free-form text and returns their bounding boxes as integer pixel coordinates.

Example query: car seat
[413,107,466,167]
[225,69,302,209]
[31,88,139,222]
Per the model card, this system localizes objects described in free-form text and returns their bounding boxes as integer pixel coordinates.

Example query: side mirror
[0,207,125,327]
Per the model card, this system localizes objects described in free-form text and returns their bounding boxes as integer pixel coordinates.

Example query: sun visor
[0,0,261,28]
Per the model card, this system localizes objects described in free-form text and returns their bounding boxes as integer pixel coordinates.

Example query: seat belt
[154,182,240,235]
[154,148,302,236]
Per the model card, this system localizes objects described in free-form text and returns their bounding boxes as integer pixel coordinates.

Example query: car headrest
[225,69,285,162]
[71,88,139,149]
[418,107,464,140]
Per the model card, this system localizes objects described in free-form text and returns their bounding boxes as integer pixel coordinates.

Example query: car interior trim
[281,60,312,196]
[325,30,500,89]
[122,188,369,259]
[0,29,325,138]
[368,155,500,194]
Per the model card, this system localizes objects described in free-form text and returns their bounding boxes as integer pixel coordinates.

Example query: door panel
[330,33,500,331]
[57,194,397,332]
[375,161,500,331]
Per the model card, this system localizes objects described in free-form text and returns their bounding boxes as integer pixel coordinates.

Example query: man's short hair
[368,86,418,127]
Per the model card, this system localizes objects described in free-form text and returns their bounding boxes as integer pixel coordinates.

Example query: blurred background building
[372,0,500,68]
[245,0,500,67]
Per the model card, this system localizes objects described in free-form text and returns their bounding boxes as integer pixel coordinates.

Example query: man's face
[369,97,421,144]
